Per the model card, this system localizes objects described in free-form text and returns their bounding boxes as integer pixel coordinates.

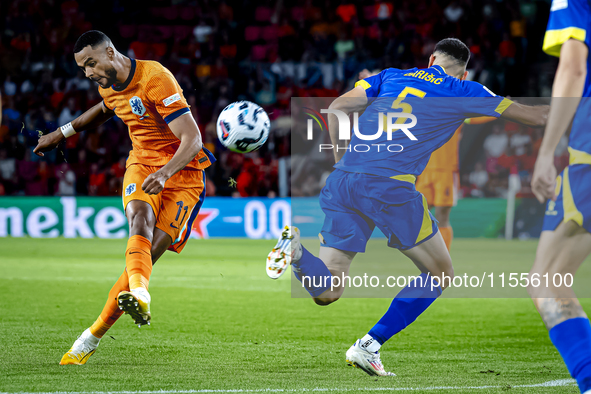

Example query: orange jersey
[99,59,214,170]
[424,124,462,172]
[422,116,496,173]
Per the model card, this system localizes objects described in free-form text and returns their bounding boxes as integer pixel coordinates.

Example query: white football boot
[59,328,100,365]
[266,226,302,279]
[346,339,396,376]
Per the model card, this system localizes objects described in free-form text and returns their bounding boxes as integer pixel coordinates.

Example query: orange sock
[440,226,453,252]
[126,235,152,290]
[89,270,129,338]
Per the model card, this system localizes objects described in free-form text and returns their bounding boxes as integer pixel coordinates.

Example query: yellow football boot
[117,289,151,327]
[59,329,100,365]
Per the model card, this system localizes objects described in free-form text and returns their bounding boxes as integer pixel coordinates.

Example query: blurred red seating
[336,4,357,23]
[158,26,174,39]
[291,7,304,21]
[174,26,193,41]
[220,44,237,59]
[179,7,196,21]
[161,7,179,20]
[251,44,268,61]
[245,26,261,41]
[255,6,273,22]
[363,5,377,20]
[262,25,279,41]
[119,26,136,39]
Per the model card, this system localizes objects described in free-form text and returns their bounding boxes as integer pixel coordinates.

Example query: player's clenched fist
[531,155,557,204]
[142,170,169,195]
[33,129,65,157]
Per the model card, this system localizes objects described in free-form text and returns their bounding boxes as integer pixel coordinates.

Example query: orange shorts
[122,163,205,253]
[416,170,458,207]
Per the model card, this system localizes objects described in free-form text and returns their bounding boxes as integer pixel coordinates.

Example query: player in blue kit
[529,1,591,392]
[266,38,548,376]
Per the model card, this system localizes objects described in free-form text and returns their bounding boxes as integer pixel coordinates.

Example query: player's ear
[105,45,114,60]
[428,54,435,67]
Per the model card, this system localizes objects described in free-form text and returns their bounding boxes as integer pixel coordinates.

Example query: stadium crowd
[0,0,559,198]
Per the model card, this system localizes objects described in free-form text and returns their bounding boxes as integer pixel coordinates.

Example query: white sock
[292,244,303,262]
[83,328,101,347]
[359,334,381,353]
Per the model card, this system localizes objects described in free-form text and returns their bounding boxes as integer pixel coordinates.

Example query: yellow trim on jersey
[543,27,587,57]
[415,195,433,244]
[569,147,591,165]
[355,80,371,90]
[494,98,513,115]
[562,167,584,226]
[390,174,417,184]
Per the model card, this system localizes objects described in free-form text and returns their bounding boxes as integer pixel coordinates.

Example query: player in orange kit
[416,117,495,250]
[416,125,461,250]
[34,30,215,365]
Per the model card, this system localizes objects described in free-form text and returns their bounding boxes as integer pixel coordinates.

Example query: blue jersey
[544,0,591,160]
[335,65,510,178]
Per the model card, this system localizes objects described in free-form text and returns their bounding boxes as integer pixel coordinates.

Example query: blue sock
[292,246,332,298]
[368,273,442,345]
[549,317,591,392]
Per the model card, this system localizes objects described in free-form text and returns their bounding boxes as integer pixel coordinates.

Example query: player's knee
[431,256,453,278]
[127,211,155,235]
[429,258,454,290]
[527,265,560,298]
[313,296,340,306]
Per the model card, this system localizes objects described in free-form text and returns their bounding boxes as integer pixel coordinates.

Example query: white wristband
[60,122,76,138]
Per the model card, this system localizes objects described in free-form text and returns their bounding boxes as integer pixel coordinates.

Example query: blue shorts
[542,164,591,233]
[319,169,438,252]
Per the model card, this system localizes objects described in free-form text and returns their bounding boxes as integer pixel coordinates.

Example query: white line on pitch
[0,378,576,394]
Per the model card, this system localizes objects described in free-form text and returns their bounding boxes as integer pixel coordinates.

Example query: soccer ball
[216,101,271,153]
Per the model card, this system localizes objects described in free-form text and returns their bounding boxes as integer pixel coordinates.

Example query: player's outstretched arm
[328,86,369,163]
[141,113,203,195]
[33,101,115,157]
[500,102,550,127]
[532,39,588,203]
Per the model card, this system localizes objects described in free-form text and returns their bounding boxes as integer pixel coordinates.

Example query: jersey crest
[129,96,149,119]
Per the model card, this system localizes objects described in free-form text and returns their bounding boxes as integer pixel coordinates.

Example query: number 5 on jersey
[382,86,425,140]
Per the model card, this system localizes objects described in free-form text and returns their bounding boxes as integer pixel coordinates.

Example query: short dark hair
[74,30,110,54]
[434,38,470,66]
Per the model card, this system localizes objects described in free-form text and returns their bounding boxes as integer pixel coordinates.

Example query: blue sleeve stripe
[164,107,190,124]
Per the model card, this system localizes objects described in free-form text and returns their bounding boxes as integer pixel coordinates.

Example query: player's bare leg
[267,227,451,376]
[266,226,354,303]
[347,231,452,376]
[116,200,156,327]
[265,228,396,375]
[312,247,355,305]
[527,221,591,390]
[434,206,451,226]
[434,206,453,251]
[528,221,591,327]
[401,230,453,285]
[151,227,173,264]
[60,226,171,365]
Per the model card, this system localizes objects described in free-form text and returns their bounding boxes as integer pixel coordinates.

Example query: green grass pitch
[0,237,587,393]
